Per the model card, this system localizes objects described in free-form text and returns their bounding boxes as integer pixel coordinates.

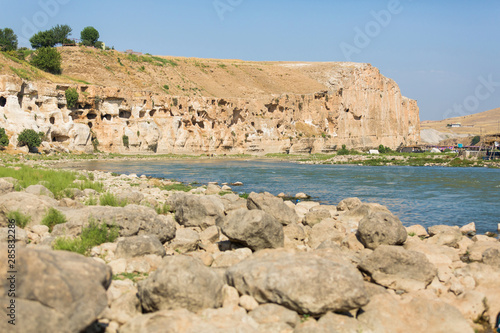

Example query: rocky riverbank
[1,165,500,333]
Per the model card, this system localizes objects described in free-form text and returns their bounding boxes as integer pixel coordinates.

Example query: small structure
[447,123,462,128]
[398,146,424,153]
[368,150,379,155]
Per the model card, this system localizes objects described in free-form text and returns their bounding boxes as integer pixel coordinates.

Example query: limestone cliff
[0,58,419,154]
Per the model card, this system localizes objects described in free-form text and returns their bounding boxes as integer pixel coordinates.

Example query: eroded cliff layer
[0,61,419,154]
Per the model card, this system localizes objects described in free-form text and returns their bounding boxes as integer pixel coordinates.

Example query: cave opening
[119,110,131,119]
[0,96,6,107]
[50,117,55,124]
[101,114,112,121]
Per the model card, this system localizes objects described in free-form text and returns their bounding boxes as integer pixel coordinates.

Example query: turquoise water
[74,160,500,234]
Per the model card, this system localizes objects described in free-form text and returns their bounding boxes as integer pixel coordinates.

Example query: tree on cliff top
[30,47,62,74]
[81,27,99,46]
[0,28,18,51]
[30,25,72,49]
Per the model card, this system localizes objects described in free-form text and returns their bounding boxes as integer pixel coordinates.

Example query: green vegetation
[53,219,119,255]
[9,66,31,80]
[41,207,67,232]
[65,88,79,108]
[378,144,392,154]
[471,136,481,146]
[85,195,98,206]
[239,193,250,199]
[0,128,9,148]
[30,47,62,74]
[6,210,31,229]
[155,202,173,215]
[0,28,18,51]
[30,24,72,48]
[99,192,127,207]
[17,129,42,150]
[336,144,350,155]
[112,272,148,282]
[80,26,100,46]
[122,135,129,148]
[162,183,193,192]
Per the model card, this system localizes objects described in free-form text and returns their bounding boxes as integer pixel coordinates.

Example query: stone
[338,203,391,227]
[307,218,345,249]
[0,247,111,333]
[247,192,299,225]
[59,197,84,208]
[0,226,27,243]
[126,258,151,274]
[221,185,232,191]
[200,225,220,243]
[0,192,58,225]
[116,190,144,204]
[317,312,369,333]
[222,285,240,308]
[173,194,225,230]
[225,250,369,315]
[427,225,463,247]
[249,303,300,328]
[169,228,200,253]
[460,222,476,236]
[336,197,362,211]
[358,245,437,292]
[217,208,284,251]
[406,224,428,237]
[357,211,407,249]
[467,240,500,262]
[303,209,331,227]
[206,183,222,195]
[239,295,259,311]
[284,223,306,242]
[108,258,128,275]
[115,235,166,259]
[53,205,176,243]
[482,247,500,268]
[212,248,253,268]
[295,192,308,199]
[0,178,14,194]
[104,291,142,325]
[138,255,224,312]
[25,184,54,198]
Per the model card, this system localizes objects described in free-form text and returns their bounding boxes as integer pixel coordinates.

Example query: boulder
[358,245,437,292]
[357,294,473,333]
[307,218,345,249]
[336,197,362,211]
[115,235,166,259]
[212,248,253,268]
[303,209,331,227]
[0,178,14,194]
[247,192,299,226]
[169,228,200,253]
[217,209,284,251]
[482,247,500,268]
[406,224,428,237]
[467,240,500,262]
[357,211,407,249]
[0,226,27,243]
[0,192,58,225]
[249,303,300,328]
[338,203,391,227]
[225,250,369,315]
[138,255,224,312]
[53,205,176,243]
[427,225,463,247]
[173,194,225,230]
[116,190,144,204]
[24,184,54,198]
[0,247,111,333]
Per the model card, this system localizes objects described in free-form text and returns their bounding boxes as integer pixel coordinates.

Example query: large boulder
[217,209,284,251]
[138,255,224,313]
[115,235,166,259]
[53,205,176,243]
[173,194,224,230]
[247,192,299,226]
[357,294,473,333]
[358,245,437,292]
[336,197,362,211]
[225,250,369,315]
[426,225,463,247]
[0,178,14,195]
[0,247,111,333]
[0,192,58,225]
[24,184,55,198]
[168,228,200,253]
[357,211,407,249]
[338,202,391,227]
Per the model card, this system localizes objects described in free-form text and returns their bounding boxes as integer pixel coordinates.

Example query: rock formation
[0,61,420,154]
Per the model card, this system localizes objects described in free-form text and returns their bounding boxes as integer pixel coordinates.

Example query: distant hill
[421,108,500,137]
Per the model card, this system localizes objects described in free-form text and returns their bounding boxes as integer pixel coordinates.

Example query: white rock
[460,222,476,235]
[31,224,49,236]
[108,258,127,274]
[239,295,259,311]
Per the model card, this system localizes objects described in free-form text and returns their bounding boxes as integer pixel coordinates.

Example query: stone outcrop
[0,61,420,154]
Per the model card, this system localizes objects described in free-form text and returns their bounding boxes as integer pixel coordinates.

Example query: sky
[1,0,499,121]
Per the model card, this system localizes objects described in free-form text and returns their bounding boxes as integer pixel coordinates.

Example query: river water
[72,159,500,234]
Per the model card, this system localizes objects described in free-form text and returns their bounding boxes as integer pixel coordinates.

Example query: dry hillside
[421,108,500,136]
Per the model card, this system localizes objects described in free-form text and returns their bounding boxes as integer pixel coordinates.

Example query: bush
[122,135,129,148]
[65,88,79,108]
[80,26,99,46]
[17,129,42,149]
[99,192,127,207]
[41,207,67,232]
[471,136,481,146]
[337,144,350,155]
[53,219,119,255]
[0,128,9,148]
[0,28,18,51]
[6,210,31,229]
[30,47,62,74]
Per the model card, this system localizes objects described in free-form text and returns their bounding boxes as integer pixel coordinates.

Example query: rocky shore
[1,165,500,333]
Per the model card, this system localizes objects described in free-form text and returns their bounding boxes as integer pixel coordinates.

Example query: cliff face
[0,62,419,154]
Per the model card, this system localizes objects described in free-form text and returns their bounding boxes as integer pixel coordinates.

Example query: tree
[0,128,9,148]
[51,24,72,45]
[65,88,79,108]
[471,136,481,146]
[30,47,62,74]
[80,26,99,46]
[0,28,18,51]
[30,30,56,49]
[17,129,41,150]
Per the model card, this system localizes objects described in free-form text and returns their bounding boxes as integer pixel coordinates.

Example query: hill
[421,108,500,137]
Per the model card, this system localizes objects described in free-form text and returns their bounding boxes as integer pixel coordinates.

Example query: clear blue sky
[2,0,499,120]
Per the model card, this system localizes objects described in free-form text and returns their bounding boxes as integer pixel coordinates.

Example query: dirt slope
[421,108,500,136]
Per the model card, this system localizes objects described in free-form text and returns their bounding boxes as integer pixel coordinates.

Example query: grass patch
[219,191,232,196]
[155,202,173,215]
[161,183,193,192]
[99,192,127,207]
[112,272,149,282]
[53,219,119,255]
[239,193,250,199]
[6,210,31,229]
[41,208,67,232]
[85,195,98,206]
[9,66,32,80]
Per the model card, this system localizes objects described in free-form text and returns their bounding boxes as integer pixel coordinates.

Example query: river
[70,159,500,235]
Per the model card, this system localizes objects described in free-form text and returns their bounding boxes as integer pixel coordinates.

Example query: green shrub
[17,129,42,150]
[0,28,18,51]
[0,128,9,148]
[6,210,31,229]
[85,195,98,206]
[41,207,67,232]
[30,47,62,74]
[162,183,193,192]
[471,136,481,146]
[155,202,173,215]
[100,192,127,207]
[65,88,79,108]
[53,219,119,255]
[122,135,129,148]
[337,144,350,155]
[80,26,99,46]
